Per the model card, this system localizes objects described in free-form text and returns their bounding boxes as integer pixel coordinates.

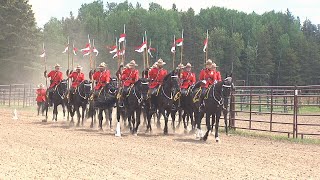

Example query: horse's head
[105,77,118,95]
[135,78,149,101]
[222,74,234,98]
[82,80,92,97]
[163,70,180,94]
[59,79,68,93]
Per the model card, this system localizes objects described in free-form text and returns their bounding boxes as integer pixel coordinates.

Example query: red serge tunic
[36,89,46,102]
[148,67,167,89]
[180,71,196,89]
[47,70,63,88]
[69,72,85,88]
[121,69,139,87]
[92,71,110,90]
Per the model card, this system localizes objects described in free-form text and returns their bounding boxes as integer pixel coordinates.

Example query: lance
[42,43,48,88]
[145,31,149,68]
[205,29,209,66]
[172,35,176,70]
[122,24,126,64]
[180,29,184,64]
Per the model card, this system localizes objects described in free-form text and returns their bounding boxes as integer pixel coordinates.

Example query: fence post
[9,84,12,107]
[230,90,236,129]
[293,86,298,138]
[249,87,252,129]
[270,88,273,131]
[23,84,26,108]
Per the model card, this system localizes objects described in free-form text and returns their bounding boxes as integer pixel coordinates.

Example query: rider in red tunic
[180,63,196,96]
[92,62,109,91]
[148,59,168,95]
[199,59,222,110]
[118,60,139,107]
[36,83,46,116]
[68,65,85,101]
[44,64,63,106]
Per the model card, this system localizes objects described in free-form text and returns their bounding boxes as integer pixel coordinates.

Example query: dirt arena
[0,107,320,179]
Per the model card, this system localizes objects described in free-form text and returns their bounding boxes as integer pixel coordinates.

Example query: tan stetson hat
[128,60,138,67]
[97,62,106,68]
[38,83,44,88]
[152,62,158,68]
[176,63,185,70]
[124,63,130,69]
[185,63,192,67]
[75,65,83,70]
[205,59,213,65]
[157,59,166,66]
[54,63,61,68]
[212,62,218,68]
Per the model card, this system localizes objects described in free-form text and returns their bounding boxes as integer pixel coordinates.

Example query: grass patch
[228,128,320,145]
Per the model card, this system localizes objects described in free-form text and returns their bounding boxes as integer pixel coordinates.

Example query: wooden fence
[0,84,37,107]
[230,85,320,138]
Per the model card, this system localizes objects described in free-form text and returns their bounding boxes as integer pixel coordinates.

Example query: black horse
[200,76,233,142]
[179,81,203,133]
[123,78,149,135]
[89,79,118,130]
[43,79,68,122]
[146,71,180,134]
[69,80,91,126]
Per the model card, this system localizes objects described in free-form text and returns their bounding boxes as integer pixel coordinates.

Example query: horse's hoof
[90,124,93,128]
[133,132,138,136]
[76,123,80,127]
[42,119,47,123]
[184,129,188,134]
[98,128,103,132]
[164,130,168,135]
[215,137,220,143]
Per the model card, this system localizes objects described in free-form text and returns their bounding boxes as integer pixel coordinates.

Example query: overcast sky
[29,0,320,28]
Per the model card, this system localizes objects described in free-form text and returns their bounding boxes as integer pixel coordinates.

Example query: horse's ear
[225,73,228,78]
[230,73,233,77]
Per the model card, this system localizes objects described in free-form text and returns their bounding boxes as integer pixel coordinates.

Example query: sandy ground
[0,107,320,179]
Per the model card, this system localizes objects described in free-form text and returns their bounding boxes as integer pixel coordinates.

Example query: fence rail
[0,84,37,107]
[230,85,320,139]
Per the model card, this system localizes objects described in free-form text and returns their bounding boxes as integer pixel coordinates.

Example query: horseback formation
[40,56,233,142]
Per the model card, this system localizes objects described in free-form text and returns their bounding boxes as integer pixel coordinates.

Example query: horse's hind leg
[223,107,229,135]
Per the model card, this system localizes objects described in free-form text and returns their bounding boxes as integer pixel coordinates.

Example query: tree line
[1,0,320,85]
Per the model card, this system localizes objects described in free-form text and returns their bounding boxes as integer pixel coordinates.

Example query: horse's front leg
[170,111,176,133]
[134,108,142,135]
[62,103,66,119]
[162,109,169,135]
[76,106,81,127]
[98,109,103,130]
[215,111,221,142]
[156,110,161,129]
[52,104,58,121]
[108,107,113,129]
[81,105,86,126]
[145,105,152,133]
